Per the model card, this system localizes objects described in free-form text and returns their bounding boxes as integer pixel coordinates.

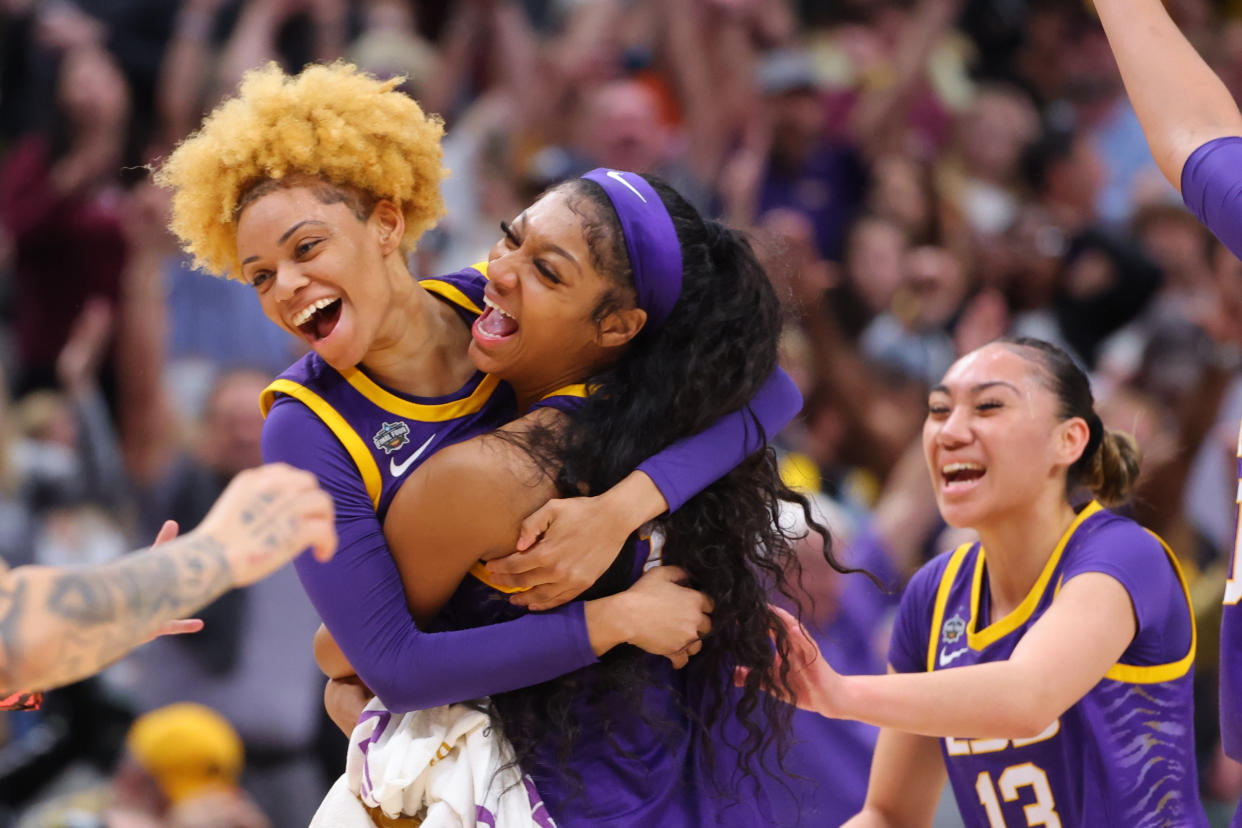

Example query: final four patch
[942,613,966,644]
[372,421,411,454]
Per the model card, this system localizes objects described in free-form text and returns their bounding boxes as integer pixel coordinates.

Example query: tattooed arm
[0,463,336,695]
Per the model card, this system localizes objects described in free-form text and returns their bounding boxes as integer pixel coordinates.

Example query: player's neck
[362,272,476,397]
[975,493,1080,621]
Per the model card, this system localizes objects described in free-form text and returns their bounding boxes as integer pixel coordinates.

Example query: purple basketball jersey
[260,265,514,520]
[890,502,1207,828]
[1222,422,1242,828]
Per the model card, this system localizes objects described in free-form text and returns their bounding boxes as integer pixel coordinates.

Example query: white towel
[310,699,557,828]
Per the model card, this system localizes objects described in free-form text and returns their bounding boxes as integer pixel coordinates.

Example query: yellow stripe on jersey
[541,384,590,401]
[1101,530,1196,684]
[341,370,501,422]
[421,279,483,316]
[966,500,1103,650]
[467,561,529,594]
[259,379,382,510]
[926,543,973,673]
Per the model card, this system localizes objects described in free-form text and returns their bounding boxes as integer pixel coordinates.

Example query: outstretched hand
[734,604,838,717]
[197,463,337,588]
[482,496,631,611]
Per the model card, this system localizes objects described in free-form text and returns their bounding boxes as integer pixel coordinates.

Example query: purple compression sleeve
[263,398,597,713]
[1182,136,1242,261]
[637,366,802,512]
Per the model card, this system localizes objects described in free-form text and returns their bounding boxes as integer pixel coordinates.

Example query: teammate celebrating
[1091,2,1242,822]
[156,62,831,824]
[752,338,1207,828]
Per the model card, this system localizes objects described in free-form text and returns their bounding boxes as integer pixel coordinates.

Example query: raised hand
[735,604,838,717]
[195,463,337,587]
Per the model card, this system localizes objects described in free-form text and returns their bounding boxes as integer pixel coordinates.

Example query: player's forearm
[834,661,1058,740]
[1095,0,1242,188]
[0,533,233,693]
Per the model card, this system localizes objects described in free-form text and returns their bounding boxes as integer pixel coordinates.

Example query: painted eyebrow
[515,213,579,269]
[241,220,329,266]
[929,380,1021,395]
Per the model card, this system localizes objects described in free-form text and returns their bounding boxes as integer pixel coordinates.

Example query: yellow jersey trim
[340,370,501,422]
[259,379,382,510]
[926,544,973,673]
[467,561,528,594]
[470,261,490,278]
[1102,530,1196,684]
[420,279,482,316]
[541,384,590,401]
[966,501,1104,650]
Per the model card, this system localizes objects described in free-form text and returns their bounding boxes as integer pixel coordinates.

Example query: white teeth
[291,297,338,327]
[942,462,984,475]
[483,295,514,319]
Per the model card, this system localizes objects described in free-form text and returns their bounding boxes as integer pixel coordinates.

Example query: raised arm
[0,464,334,695]
[1095,0,1242,188]
[484,365,803,608]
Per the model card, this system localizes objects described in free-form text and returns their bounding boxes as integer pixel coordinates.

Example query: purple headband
[581,168,683,333]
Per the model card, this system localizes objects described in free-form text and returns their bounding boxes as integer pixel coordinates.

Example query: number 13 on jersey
[975,763,1063,827]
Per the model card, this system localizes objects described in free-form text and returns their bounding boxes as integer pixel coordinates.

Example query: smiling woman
[154,61,824,826]
[756,336,1208,828]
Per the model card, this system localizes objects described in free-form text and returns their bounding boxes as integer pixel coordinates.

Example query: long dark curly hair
[488,174,858,800]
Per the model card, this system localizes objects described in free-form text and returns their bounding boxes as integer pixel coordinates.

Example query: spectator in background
[0,37,129,398]
[19,703,269,828]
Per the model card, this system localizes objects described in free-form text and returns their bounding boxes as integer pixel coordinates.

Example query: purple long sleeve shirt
[262,351,801,713]
[1181,136,1242,259]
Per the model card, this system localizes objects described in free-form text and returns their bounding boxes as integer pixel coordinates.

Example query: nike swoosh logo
[606,170,647,203]
[939,647,969,667]
[389,433,437,477]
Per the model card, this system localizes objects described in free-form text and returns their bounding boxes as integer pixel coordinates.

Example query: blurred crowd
[2,0,1242,825]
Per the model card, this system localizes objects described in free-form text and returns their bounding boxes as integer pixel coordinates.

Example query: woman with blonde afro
[156,61,815,824]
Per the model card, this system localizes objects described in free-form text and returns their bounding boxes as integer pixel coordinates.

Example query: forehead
[935,344,1045,394]
[236,186,356,242]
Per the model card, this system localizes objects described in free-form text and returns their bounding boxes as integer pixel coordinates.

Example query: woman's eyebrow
[241,219,329,266]
[929,380,1020,395]
[516,213,579,269]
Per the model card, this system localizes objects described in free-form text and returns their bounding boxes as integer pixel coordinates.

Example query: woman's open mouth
[292,297,343,342]
[474,296,519,342]
[941,462,986,493]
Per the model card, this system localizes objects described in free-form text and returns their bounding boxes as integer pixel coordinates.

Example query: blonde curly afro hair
[154,61,446,280]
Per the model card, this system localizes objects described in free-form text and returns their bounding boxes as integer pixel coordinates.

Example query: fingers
[509,585,577,611]
[516,502,558,552]
[483,564,542,591]
[696,612,712,639]
[484,550,545,578]
[158,618,204,636]
[152,519,179,547]
[647,565,689,584]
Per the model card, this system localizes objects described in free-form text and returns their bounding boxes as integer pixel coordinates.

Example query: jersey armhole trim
[1101,530,1197,684]
[260,378,382,510]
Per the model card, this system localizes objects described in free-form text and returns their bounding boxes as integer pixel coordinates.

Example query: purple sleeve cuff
[636,366,802,512]
[1181,136,1242,261]
[263,397,598,713]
